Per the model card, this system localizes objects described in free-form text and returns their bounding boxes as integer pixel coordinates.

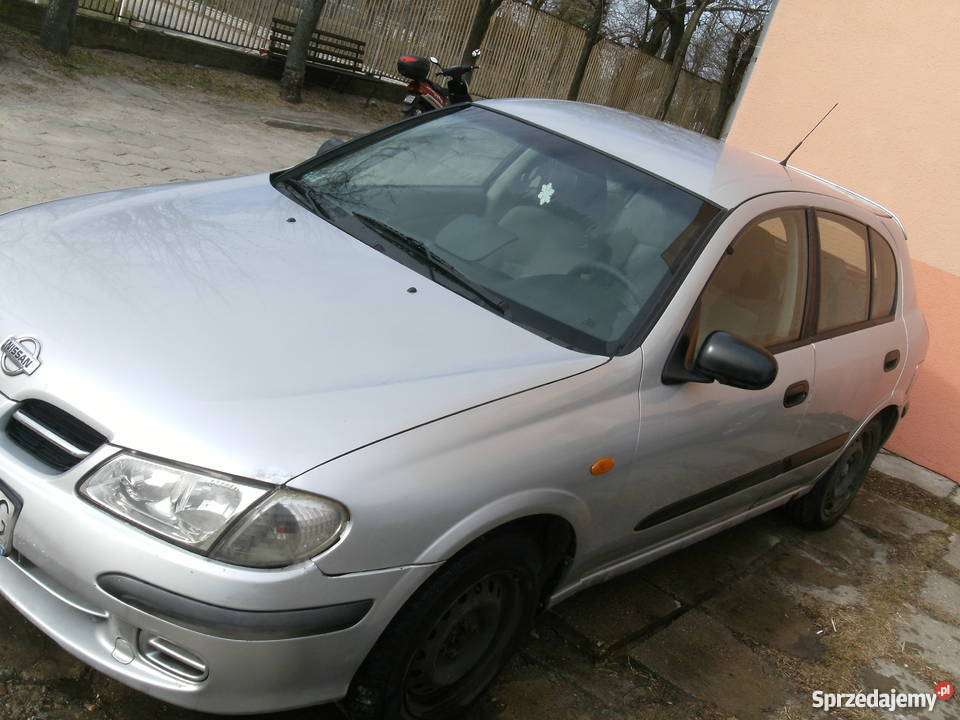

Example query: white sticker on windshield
[538,182,555,206]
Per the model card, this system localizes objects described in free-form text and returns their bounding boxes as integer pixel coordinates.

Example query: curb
[262,117,358,137]
[872,450,959,503]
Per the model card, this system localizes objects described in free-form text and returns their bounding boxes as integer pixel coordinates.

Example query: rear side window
[816,212,869,332]
[870,229,897,318]
[695,210,808,352]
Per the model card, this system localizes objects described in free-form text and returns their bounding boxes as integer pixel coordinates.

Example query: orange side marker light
[590,457,616,475]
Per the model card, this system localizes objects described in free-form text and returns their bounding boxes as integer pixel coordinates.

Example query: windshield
[283,106,720,355]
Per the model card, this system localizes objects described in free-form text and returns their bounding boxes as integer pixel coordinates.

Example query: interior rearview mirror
[694,331,777,390]
[317,137,345,156]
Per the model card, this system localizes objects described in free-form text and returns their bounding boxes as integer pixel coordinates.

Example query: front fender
[414,487,593,565]
[287,358,639,576]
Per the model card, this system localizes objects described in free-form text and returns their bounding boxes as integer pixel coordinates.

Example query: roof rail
[788,167,907,238]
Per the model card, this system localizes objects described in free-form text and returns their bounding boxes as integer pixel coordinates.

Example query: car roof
[476,98,871,212]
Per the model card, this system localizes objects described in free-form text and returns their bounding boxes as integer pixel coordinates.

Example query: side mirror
[471,49,481,58]
[429,56,440,65]
[694,331,777,390]
[316,137,345,156]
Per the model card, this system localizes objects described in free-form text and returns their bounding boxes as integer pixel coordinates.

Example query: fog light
[138,633,208,682]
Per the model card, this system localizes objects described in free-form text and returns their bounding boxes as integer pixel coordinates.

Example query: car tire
[787,419,883,530]
[342,533,544,720]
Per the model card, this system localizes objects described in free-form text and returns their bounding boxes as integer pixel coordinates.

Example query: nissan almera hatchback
[0,99,927,719]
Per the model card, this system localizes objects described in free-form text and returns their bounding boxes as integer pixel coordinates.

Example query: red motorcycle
[396,49,481,116]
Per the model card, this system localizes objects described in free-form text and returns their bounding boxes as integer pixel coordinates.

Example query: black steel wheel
[403,570,523,717]
[343,534,544,720]
[787,419,883,529]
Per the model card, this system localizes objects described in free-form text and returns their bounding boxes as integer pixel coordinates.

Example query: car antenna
[780,102,839,167]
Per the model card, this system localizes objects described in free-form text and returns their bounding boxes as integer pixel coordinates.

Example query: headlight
[80,455,347,567]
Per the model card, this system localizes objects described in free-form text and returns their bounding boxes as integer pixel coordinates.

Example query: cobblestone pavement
[2,34,960,720]
[1,36,391,214]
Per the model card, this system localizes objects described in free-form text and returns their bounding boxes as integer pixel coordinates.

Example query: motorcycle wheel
[402,97,432,117]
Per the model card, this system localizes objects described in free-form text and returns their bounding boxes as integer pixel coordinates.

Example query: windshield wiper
[276,177,339,221]
[352,213,509,316]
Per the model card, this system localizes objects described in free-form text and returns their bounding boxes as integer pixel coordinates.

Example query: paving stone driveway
[0,79,343,215]
[2,46,960,720]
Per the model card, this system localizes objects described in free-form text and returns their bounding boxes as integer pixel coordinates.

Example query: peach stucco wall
[726,0,960,480]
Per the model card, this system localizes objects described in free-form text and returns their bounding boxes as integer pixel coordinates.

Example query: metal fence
[78,0,721,133]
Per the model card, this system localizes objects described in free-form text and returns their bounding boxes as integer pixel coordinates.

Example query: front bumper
[0,398,438,714]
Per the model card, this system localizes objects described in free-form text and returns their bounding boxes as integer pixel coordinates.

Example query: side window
[816,212,870,331]
[870,229,897,318]
[695,210,808,352]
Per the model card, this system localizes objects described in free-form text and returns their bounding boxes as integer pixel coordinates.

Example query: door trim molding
[633,433,848,531]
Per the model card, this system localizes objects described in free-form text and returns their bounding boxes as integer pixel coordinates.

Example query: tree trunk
[640,14,668,56]
[654,0,708,121]
[660,7,686,63]
[460,0,504,67]
[566,0,605,101]
[39,0,80,55]
[707,25,758,137]
[280,0,326,104]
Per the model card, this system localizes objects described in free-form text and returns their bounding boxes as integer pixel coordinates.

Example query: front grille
[5,400,106,471]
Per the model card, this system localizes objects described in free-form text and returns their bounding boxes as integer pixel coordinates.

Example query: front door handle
[884,350,900,372]
[783,380,809,408]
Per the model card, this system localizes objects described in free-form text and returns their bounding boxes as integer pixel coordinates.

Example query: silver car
[0,100,926,719]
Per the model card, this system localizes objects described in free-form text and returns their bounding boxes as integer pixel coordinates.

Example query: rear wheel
[343,534,544,720]
[402,98,432,117]
[787,419,883,529]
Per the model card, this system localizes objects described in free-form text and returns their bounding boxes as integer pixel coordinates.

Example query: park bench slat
[268,17,365,73]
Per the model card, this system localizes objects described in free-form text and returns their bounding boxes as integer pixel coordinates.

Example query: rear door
[805,206,906,445]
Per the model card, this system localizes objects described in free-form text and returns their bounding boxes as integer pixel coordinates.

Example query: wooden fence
[79,0,721,134]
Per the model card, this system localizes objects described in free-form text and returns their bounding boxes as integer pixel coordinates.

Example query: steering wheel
[568,261,644,307]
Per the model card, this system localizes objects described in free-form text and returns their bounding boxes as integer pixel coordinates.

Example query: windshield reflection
[288,107,720,356]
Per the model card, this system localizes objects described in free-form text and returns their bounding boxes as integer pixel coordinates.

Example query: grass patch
[1,20,396,128]
[745,528,949,720]
[865,469,960,532]
[0,20,270,100]
[1,21,121,79]
[111,55,274,103]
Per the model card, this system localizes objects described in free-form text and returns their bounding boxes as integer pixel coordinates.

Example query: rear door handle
[783,380,809,408]
[884,350,900,372]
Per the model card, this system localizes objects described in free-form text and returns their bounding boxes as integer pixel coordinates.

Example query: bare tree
[523,0,770,132]
[39,0,80,55]
[280,0,326,104]
[606,1,646,46]
[654,0,710,120]
[707,3,767,135]
[655,1,692,62]
[567,0,609,100]
[460,0,506,67]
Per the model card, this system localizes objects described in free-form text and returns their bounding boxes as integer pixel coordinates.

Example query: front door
[626,205,817,553]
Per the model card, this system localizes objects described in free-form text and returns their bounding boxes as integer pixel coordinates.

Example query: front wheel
[787,419,883,529]
[343,534,543,720]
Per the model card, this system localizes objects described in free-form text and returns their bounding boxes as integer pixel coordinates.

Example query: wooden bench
[267,17,366,74]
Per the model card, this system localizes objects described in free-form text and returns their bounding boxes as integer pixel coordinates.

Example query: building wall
[726,0,960,480]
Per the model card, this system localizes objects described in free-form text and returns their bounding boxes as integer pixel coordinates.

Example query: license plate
[403,94,416,104]
[0,481,22,557]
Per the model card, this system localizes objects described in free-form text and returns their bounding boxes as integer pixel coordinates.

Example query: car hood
[0,175,605,481]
